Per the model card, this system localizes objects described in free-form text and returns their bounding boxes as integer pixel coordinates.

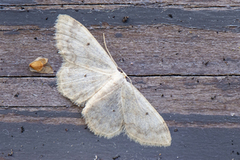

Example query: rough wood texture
[1,0,240,7]
[1,76,240,116]
[1,122,239,160]
[0,1,240,160]
[1,26,239,76]
[1,7,240,32]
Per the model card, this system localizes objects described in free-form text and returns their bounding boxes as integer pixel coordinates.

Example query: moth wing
[55,14,117,74]
[55,14,118,104]
[82,76,124,138]
[57,63,115,105]
[122,82,172,147]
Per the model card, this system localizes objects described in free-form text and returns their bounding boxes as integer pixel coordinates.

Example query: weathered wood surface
[1,26,240,76]
[1,76,240,116]
[0,1,240,160]
[0,0,240,7]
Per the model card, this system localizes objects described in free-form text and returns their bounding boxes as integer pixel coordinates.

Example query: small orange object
[29,57,53,73]
[29,61,44,71]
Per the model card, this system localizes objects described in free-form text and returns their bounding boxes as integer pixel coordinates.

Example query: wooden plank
[1,76,239,116]
[0,5,129,14]
[0,122,240,160]
[0,0,240,7]
[1,5,240,12]
[0,25,239,76]
[1,106,240,128]
[0,7,239,32]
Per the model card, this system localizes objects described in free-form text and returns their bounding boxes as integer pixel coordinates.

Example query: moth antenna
[103,33,132,84]
[103,33,118,67]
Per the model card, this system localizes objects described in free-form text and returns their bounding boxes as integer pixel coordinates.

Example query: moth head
[122,71,127,78]
[117,67,127,78]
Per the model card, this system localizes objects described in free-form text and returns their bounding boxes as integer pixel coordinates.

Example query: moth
[54,14,171,147]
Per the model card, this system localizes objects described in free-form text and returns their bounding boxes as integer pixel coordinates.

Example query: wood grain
[1,0,240,7]
[0,122,240,160]
[0,1,240,160]
[1,76,239,116]
[0,25,239,76]
[1,7,240,32]
[1,107,240,128]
